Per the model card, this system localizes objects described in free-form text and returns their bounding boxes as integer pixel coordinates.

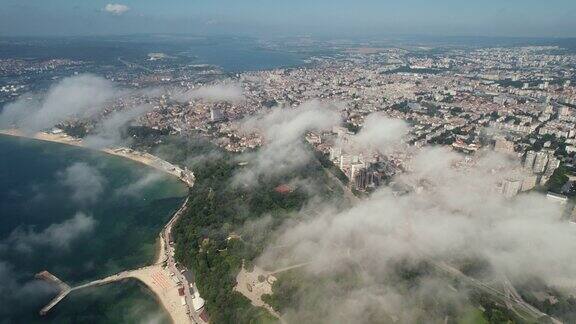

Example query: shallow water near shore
[0,134,186,323]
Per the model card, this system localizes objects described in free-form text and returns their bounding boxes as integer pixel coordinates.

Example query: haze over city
[2,1,576,324]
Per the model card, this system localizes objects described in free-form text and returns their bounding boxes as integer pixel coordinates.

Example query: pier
[36,266,155,315]
[36,271,72,315]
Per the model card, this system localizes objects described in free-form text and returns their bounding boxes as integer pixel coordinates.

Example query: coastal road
[161,197,206,324]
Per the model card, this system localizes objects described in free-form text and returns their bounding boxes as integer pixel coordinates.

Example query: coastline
[0,129,194,187]
[0,129,201,324]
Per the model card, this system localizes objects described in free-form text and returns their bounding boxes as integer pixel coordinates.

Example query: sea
[0,134,187,323]
[0,35,310,74]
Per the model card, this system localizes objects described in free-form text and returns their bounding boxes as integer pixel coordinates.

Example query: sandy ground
[234,266,281,319]
[128,265,192,324]
[0,128,84,146]
[71,265,192,324]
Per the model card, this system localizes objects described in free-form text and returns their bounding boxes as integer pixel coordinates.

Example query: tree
[547,165,569,194]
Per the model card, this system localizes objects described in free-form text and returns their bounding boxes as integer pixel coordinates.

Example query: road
[161,197,206,324]
[501,275,563,324]
[432,261,562,323]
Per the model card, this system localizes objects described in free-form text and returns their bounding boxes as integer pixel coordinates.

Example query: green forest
[138,136,345,323]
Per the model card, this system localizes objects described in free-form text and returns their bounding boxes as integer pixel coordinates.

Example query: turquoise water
[0,134,186,323]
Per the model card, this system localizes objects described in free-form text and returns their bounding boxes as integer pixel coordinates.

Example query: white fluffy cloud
[333,113,410,157]
[58,162,106,204]
[104,3,130,15]
[0,74,120,133]
[172,83,244,103]
[353,113,409,153]
[0,261,57,317]
[115,172,164,197]
[0,75,244,137]
[84,104,154,149]
[3,212,97,253]
[233,100,341,185]
[258,147,576,322]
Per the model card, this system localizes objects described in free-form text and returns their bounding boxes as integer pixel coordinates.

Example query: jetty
[35,197,206,324]
[36,271,72,315]
[37,265,159,315]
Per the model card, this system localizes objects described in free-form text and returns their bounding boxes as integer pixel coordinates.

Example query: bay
[0,134,186,323]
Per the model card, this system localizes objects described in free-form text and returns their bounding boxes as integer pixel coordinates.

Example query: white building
[533,151,549,173]
[501,178,522,198]
[524,150,536,170]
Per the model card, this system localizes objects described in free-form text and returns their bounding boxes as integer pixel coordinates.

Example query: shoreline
[0,129,194,187]
[0,129,201,324]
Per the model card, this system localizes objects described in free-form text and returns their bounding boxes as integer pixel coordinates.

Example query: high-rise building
[329,147,342,161]
[366,170,382,188]
[349,162,365,178]
[332,126,348,138]
[339,154,352,170]
[501,178,522,198]
[524,150,536,170]
[545,157,560,176]
[521,176,537,191]
[350,162,367,190]
[533,151,549,173]
[559,106,572,117]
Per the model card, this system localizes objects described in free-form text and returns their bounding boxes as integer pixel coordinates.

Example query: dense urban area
[7,42,574,204]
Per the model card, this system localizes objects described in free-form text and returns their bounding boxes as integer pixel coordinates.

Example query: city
[2,1,576,324]
[18,43,575,205]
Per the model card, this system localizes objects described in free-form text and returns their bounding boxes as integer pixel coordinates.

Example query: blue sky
[1,0,575,37]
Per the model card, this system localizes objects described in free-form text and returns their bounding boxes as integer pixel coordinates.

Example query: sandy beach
[117,264,193,324]
[0,129,194,187]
